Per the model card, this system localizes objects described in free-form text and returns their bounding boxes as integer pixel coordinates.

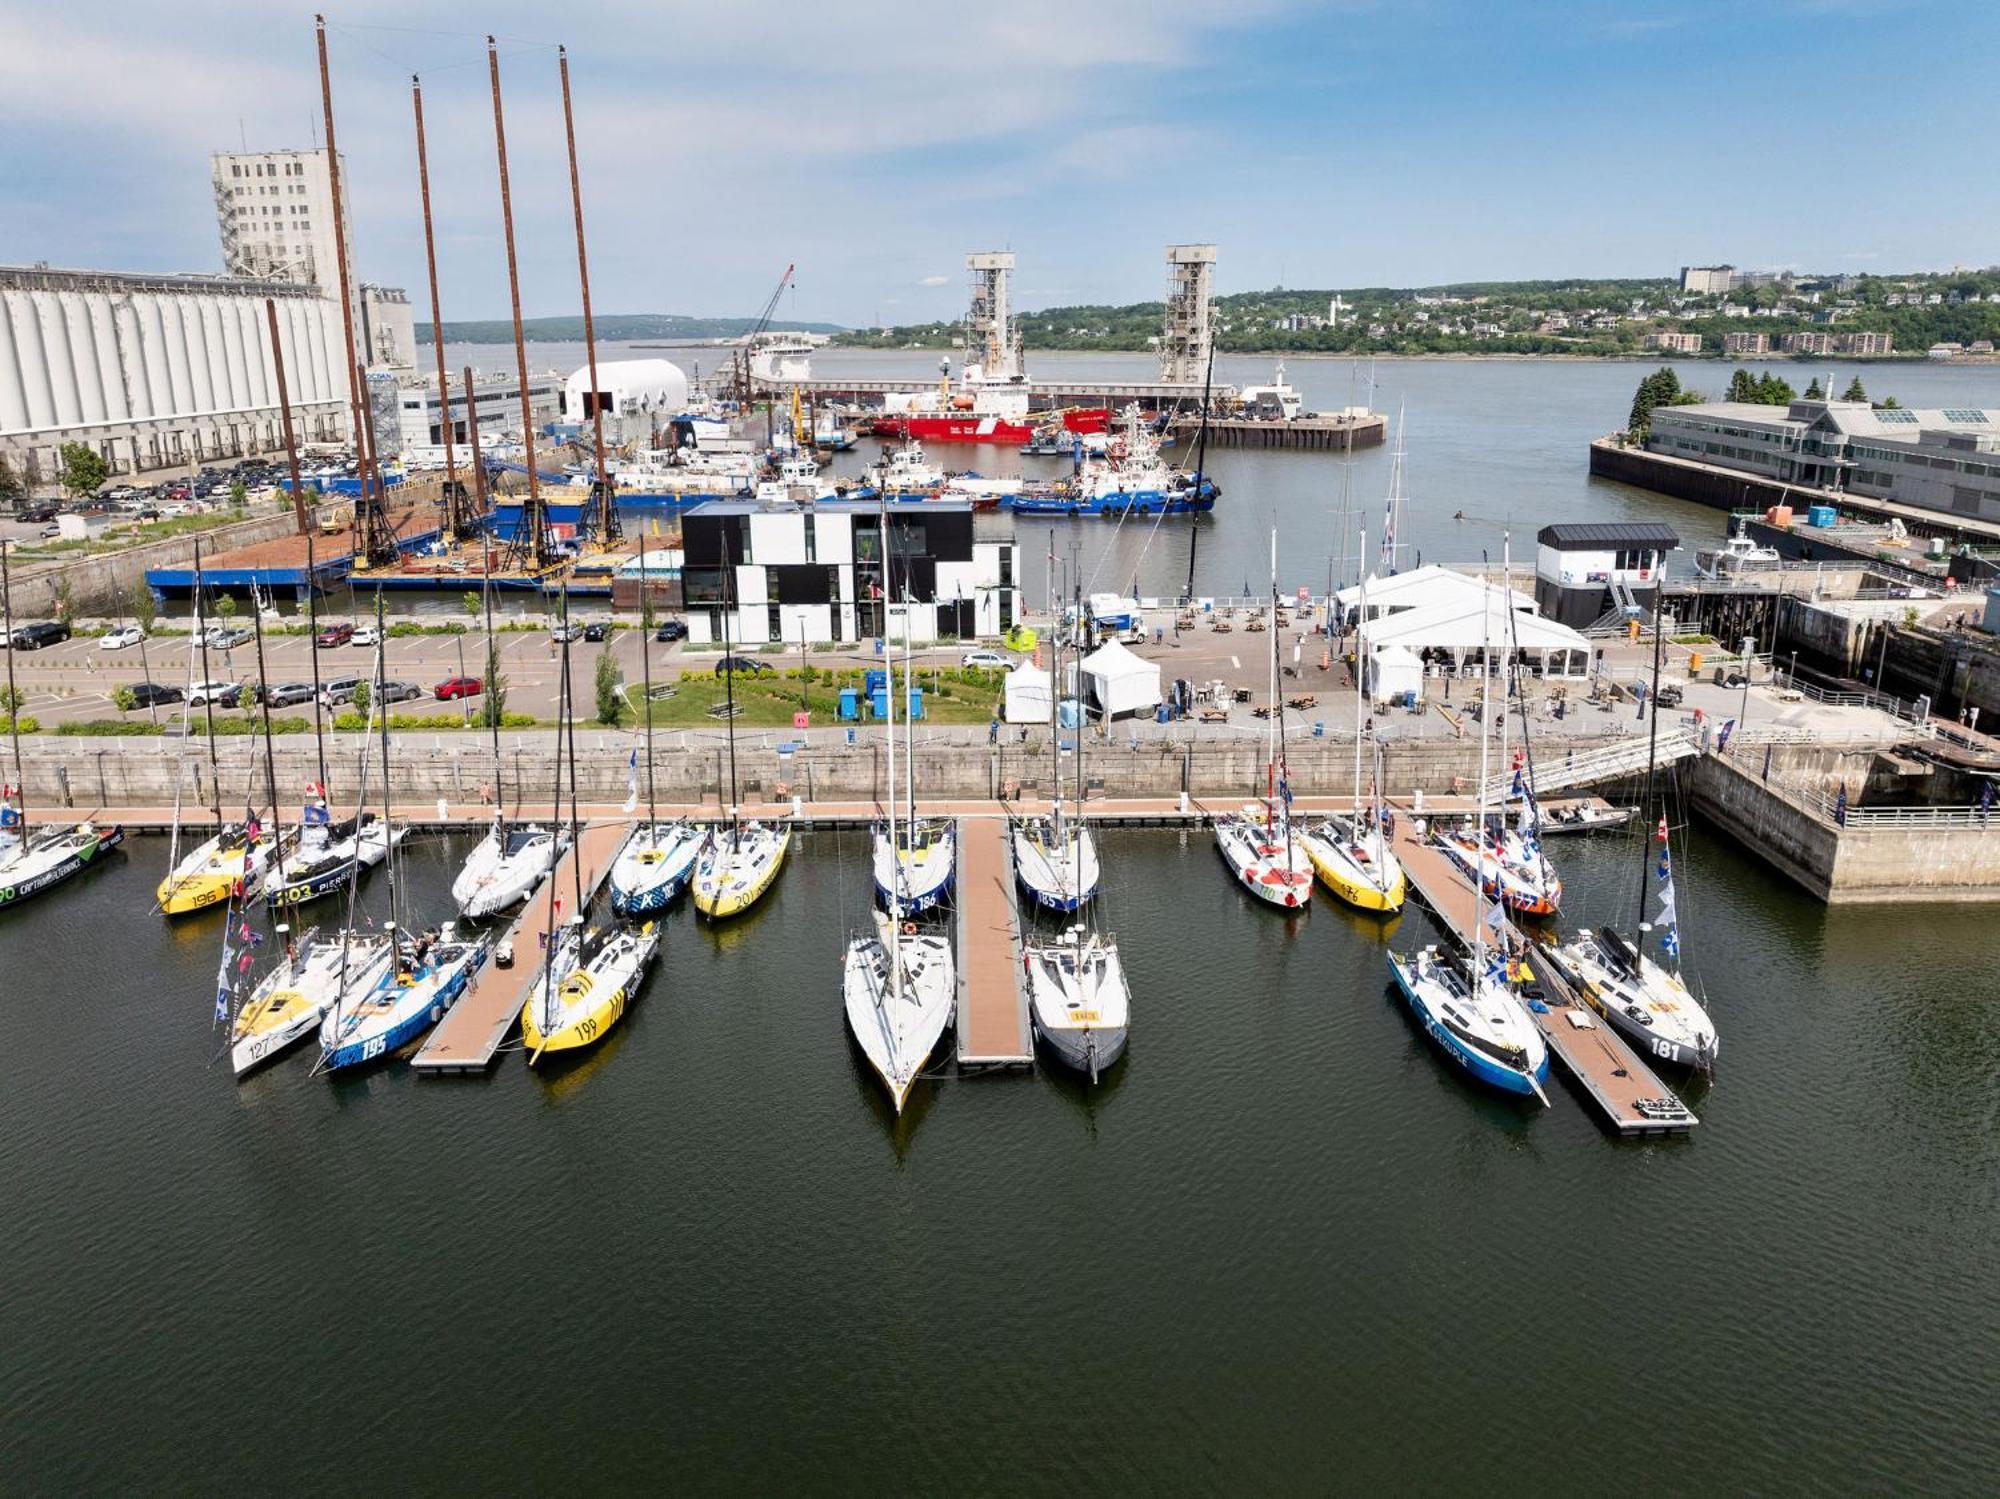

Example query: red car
[434,675,484,701]
[315,622,354,648]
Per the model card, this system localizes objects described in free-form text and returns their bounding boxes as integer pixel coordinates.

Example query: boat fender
[901,921,917,936]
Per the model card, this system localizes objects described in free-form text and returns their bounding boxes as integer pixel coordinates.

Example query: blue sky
[1,0,1993,326]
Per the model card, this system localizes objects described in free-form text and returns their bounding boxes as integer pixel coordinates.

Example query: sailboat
[318,602,486,1071]
[522,922,659,1059]
[158,544,283,915]
[1387,574,1550,1103]
[871,528,955,914]
[1012,534,1101,912]
[452,534,569,917]
[1024,925,1131,1082]
[230,920,393,1076]
[1300,564,1406,912]
[264,803,404,906]
[691,528,790,918]
[0,540,124,909]
[1543,607,1719,1071]
[843,607,955,1113]
[1214,530,1314,910]
[609,590,702,913]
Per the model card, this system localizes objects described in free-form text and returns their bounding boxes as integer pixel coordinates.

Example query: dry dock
[412,819,627,1074]
[953,816,1034,1067]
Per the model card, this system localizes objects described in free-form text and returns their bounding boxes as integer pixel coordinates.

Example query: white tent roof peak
[1336,564,1536,615]
[1078,638,1153,677]
[1360,592,1590,654]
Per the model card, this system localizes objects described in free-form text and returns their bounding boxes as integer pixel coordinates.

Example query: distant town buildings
[1723,332,1771,355]
[1644,331,1703,353]
[1782,331,1835,355]
[1681,265,1737,295]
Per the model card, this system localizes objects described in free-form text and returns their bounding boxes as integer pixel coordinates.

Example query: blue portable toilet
[864,669,887,694]
[908,687,925,721]
[1808,504,1838,528]
[869,688,887,719]
[838,687,860,721]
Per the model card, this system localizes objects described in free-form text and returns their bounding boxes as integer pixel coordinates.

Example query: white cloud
[917,275,950,287]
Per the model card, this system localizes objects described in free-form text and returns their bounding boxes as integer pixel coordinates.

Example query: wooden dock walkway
[1385,810,1499,950]
[953,817,1033,1067]
[1522,947,1698,1137]
[411,820,628,1075]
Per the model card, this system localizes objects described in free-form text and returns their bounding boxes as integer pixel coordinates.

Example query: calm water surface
[3,816,1997,1493]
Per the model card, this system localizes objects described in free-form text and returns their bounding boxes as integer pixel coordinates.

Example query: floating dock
[953,816,1034,1067]
[144,497,456,599]
[1168,412,1388,451]
[1522,947,1699,1137]
[411,819,628,1075]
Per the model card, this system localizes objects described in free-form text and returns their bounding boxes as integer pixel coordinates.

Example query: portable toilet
[864,669,887,694]
[838,687,860,721]
[869,688,887,719]
[1808,504,1838,528]
[908,687,925,721]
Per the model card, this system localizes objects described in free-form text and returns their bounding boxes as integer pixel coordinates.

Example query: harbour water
[3,818,1997,1491]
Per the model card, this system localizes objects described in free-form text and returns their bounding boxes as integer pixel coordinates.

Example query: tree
[53,576,75,629]
[350,678,370,720]
[1626,366,1683,437]
[1755,373,1796,405]
[56,442,108,502]
[1804,376,1824,400]
[236,684,258,713]
[132,578,157,632]
[461,591,482,620]
[1882,395,1903,409]
[594,645,624,726]
[0,454,24,503]
[0,685,22,716]
[112,685,137,714]
[228,479,248,509]
[213,593,238,621]
[1726,369,1757,403]
[1842,376,1867,403]
[482,641,508,727]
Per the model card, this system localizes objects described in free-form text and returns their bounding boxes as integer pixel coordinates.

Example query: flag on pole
[622,747,639,816]
[1716,718,1735,753]
[1655,815,1669,843]
[1655,842,1680,959]
[1761,742,1773,782]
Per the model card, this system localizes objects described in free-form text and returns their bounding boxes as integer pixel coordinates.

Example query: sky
[2,0,1995,328]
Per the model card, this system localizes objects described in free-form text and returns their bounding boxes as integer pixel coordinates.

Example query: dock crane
[735,262,796,404]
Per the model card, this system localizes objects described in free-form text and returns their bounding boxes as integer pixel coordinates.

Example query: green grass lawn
[633,668,1002,728]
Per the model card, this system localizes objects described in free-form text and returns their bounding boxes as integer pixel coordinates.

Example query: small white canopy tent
[1078,639,1163,719]
[1365,644,1425,704]
[1360,592,1593,679]
[1004,663,1053,725]
[1336,565,1537,622]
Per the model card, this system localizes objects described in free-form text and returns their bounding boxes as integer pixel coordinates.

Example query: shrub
[0,714,41,734]
[55,719,159,736]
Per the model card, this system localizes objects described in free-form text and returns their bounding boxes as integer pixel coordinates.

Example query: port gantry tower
[1160,243,1217,386]
[964,251,1023,382]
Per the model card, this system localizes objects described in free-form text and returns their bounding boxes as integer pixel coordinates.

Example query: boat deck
[1522,947,1699,1137]
[953,816,1033,1067]
[411,820,627,1074]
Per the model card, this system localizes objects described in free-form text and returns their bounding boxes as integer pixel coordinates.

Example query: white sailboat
[844,589,955,1114]
[1013,535,1100,912]
[609,595,704,915]
[230,922,393,1076]
[1024,925,1130,1082]
[871,591,955,914]
[1388,569,1549,1103]
[1214,530,1314,910]
[264,805,404,907]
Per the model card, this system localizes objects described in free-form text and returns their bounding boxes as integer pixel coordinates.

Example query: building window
[768,603,784,641]
[803,514,816,562]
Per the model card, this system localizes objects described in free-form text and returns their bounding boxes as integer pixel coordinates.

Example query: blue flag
[1835,781,1849,826]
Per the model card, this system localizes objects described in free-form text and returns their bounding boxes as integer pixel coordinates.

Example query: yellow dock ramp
[413,820,627,1074]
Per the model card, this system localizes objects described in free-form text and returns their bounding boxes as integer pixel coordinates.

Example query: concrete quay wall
[9,509,309,617]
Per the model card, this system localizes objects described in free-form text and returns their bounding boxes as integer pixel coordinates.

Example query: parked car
[654,619,688,643]
[320,675,364,706]
[206,626,252,651]
[9,621,71,651]
[17,504,57,523]
[185,679,245,708]
[434,675,484,701]
[583,621,611,642]
[101,625,147,650]
[350,625,380,648]
[262,682,317,708]
[38,524,60,539]
[550,621,585,644]
[714,655,772,676]
[124,681,183,708]
[962,649,1012,669]
[379,680,421,704]
[315,622,355,648]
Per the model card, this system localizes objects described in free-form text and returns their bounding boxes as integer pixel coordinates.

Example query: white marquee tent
[1335,564,1537,622]
[1359,592,1593,680]
[1079,639,1163,719]
[1004,663,1053,725]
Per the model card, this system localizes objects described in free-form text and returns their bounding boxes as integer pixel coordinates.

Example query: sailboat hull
[0,825,123,909]
[1012,821,1101,912]
[1215,819,1314,909]
[319,944,483,1071]
[1300,828,1406,913]
[692,824,792,919]
[1388,951,1550,1098]
[871,823,956,915]
[232,939,394,1077]
[157,835,274,915]
[522,929,658,1057]
[608,827,702,915]
[842,932,955,1113]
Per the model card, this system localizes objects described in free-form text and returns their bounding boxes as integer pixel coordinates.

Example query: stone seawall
[11,510,307,616]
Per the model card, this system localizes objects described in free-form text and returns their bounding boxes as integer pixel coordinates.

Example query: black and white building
[680,497,1021,646]
[1534,522,1678,628]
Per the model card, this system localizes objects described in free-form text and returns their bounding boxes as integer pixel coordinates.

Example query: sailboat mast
[1636,582,1667,943]
[192,540,224,836]
[558,46,618,544]
[639,551,658,824]
[1473,570,1493,976]
[538,588,570,1034]
[1184,337,1215,602]
[1047,528,1061,838]
[372,588,400,934]
[562,589,583,918]
[410,74,461,539]
[302,531,329,799]
[1354,569,1367,816]
[1,541,24,836]
[1266,527,1278,819]
[249,600,286,872]
[464,365,503,833]
[880,495,903,993]
[720,527,740,838]
[487,35,547,572]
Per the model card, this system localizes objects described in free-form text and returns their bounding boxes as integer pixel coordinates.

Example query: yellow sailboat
[521,924,660,1058]
[158,826,277,916]
[690,821,791,919]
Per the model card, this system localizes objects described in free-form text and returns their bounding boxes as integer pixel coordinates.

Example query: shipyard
[3,6,1997,1495]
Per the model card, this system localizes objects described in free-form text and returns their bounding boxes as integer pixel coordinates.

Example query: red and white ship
[870,252,1108,444]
